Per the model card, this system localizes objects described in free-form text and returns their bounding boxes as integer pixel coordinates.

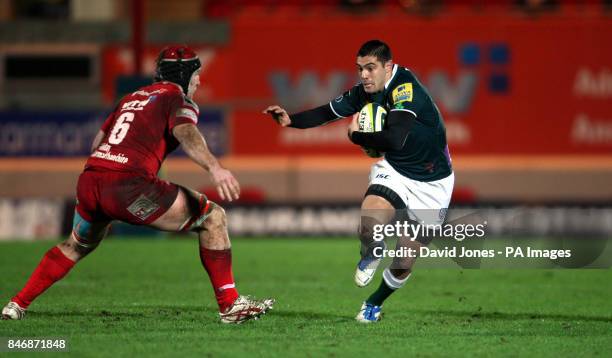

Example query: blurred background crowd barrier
[0,0,611,239]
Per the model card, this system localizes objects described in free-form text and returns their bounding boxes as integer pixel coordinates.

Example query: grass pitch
[1,237,611,357]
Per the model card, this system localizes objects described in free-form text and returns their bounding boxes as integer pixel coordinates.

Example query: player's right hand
[263,105,291,127]
[210,166,240,202]
[347,112,360,140]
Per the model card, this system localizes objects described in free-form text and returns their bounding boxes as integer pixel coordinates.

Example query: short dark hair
[357,40,392,64]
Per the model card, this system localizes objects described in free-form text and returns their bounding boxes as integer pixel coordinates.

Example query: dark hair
[357,40,392,64]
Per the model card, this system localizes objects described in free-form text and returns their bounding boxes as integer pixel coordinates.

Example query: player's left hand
[210,166,241,202]
[347,113,360,141]
[263,105,292,127]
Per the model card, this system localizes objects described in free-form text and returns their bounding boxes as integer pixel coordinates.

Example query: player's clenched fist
[263,105,292,127]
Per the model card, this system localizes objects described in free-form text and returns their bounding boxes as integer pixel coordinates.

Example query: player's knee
[59,236,95,261]
[358,216,380,243]
[203,204,227,231]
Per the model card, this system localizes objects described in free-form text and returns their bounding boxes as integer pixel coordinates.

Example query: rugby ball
[357,103,387,158]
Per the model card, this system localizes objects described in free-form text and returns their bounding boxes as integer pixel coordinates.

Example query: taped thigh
[178,193,215,232]
[71,210,108,249]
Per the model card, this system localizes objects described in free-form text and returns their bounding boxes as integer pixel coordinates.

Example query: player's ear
[384,60,393,72]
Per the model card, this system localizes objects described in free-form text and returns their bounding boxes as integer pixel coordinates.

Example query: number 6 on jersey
[109,112,135,145]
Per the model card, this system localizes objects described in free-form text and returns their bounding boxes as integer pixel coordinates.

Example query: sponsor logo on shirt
[392,83,413,104]
[90,150,129,164]
[122,98,151,111]
[132,89,167,97]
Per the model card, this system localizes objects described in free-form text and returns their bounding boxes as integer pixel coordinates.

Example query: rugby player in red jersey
[2,46,274,324]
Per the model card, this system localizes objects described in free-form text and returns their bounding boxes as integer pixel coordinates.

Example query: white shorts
[368,159,455,225]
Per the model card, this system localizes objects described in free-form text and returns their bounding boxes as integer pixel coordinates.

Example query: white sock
[382,267,411,289]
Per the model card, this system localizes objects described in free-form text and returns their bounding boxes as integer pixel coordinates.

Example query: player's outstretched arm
[263,104,340,129]
[173,123,240,202]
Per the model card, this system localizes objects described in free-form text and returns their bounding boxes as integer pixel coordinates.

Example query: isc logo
[122,98,151,111]
[376,174,390,179]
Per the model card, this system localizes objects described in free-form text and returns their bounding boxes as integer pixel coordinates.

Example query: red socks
[199,248,239,313]
[13,246,75,308]
[12,245,238,313]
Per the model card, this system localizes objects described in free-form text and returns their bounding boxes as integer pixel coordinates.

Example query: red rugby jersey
[86,82,198,176]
